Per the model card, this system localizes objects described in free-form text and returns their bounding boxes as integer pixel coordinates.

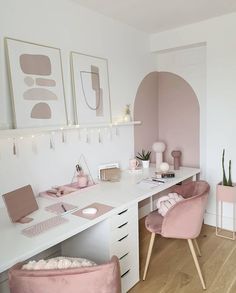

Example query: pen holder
[77,174,88,188]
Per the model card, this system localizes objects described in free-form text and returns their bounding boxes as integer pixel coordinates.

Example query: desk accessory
[3,185,38,223]
[82,207,98,215]
[98,162,121,181]
[155,171,175,178]
[171,150,182,170]
[152,142,166,170]
[71,154,95,187]
[136,149,151,169]
[159,162,170,172]
[75,164,88,188]
[137,178,166,189]
[39,182,96,199]
[45,202,78,215]
[129,158,139,170]
[73,203,113,220]
[22,216,68,238]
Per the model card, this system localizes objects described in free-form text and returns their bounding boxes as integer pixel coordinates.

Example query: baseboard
[204,211,235,231]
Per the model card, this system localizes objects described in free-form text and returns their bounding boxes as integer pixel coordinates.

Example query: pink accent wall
[134,72,159,163]
[158,72,200,167]
[134,71,200,167]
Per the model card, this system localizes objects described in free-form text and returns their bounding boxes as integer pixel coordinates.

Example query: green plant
[221,149,233,186]
[136,149,151,161]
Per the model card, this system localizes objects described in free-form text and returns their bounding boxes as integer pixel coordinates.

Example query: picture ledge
[0,121,141,138]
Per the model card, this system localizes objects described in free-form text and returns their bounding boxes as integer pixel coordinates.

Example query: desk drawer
[119,252,131,276]
[110,233,130,259]
[111,221,130,243]
[110,205,137,230]
[121,268,132,293]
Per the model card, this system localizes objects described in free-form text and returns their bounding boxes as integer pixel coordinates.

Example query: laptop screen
[3,185,39,222]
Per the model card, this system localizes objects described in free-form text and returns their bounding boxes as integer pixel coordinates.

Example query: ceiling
[74,0,236,33]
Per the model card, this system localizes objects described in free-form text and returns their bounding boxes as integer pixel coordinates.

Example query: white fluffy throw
[22,257,96,270]
[156,193,183,216]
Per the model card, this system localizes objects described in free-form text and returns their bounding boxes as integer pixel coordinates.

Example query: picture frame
[70,52,112,125]
[5,37,68,128]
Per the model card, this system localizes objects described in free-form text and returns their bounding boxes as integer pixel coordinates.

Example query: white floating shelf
[0,121,141,138]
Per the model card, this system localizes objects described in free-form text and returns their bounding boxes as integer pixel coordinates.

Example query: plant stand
[216,184,236,240]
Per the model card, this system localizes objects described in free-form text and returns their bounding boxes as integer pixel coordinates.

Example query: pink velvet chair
[9,256,121,293]
[143,180,210,290]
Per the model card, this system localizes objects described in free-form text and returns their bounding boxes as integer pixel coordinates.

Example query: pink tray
[39,182,97,198]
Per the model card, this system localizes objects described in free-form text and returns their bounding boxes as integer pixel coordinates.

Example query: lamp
[152,142,166,170]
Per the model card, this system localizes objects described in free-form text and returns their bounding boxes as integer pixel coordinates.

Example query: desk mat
[45,202,78,215]
[73,203,113,220]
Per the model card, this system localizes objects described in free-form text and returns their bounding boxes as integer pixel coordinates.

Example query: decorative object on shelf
[129,158,139,170]
[136,149,151,169]
[216,149,236,240]
[152,142,166,170]
[159,162,170,172]
[123,104,132,122]
[171,150,182,170]
[71,51,111,125]
[5,37,67,128]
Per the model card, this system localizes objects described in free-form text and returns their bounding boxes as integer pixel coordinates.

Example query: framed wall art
[71,52,112,125]
[5,38,68,128]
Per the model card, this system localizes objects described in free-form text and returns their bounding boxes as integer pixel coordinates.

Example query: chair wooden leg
[187,239,206,290]
[193,238,202,257]
[143,232,156,281]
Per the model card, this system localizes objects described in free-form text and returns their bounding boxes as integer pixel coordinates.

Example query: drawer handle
[121,269,130,278]
[118,222,128,229]
[118,209,128,215]
[118,234,128,242]
[119,252,129,260]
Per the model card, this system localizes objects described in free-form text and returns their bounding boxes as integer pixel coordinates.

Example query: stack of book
[155,171,175,179]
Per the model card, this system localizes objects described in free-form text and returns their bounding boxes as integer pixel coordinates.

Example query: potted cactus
[136,149,151,168]
[217,149,236,202]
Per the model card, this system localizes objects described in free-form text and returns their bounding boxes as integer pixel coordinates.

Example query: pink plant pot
[77,175,88,188]
[217,183,236,203]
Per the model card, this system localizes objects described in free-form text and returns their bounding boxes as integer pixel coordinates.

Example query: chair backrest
[9,256,121,293]
[161,180,210,239]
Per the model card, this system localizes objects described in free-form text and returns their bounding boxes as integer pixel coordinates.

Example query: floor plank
[129,218,236,293]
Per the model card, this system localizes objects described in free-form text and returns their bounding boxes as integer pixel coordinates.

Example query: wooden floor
[129,218,236,293]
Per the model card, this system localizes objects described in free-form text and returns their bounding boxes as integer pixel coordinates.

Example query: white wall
[0,0,155,206]
[151,12,236,229]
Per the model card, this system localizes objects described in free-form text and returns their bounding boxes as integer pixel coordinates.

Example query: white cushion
[156,192,184,216]
[22,257,96,270]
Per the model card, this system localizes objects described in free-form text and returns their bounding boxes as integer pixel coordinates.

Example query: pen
[61,207,80,216]
[152,178,165,183]
[61,204,67,212]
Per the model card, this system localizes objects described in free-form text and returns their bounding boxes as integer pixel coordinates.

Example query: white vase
[142,160,150,169]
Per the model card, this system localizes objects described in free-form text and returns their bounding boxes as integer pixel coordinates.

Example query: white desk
[0,166,200,292]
